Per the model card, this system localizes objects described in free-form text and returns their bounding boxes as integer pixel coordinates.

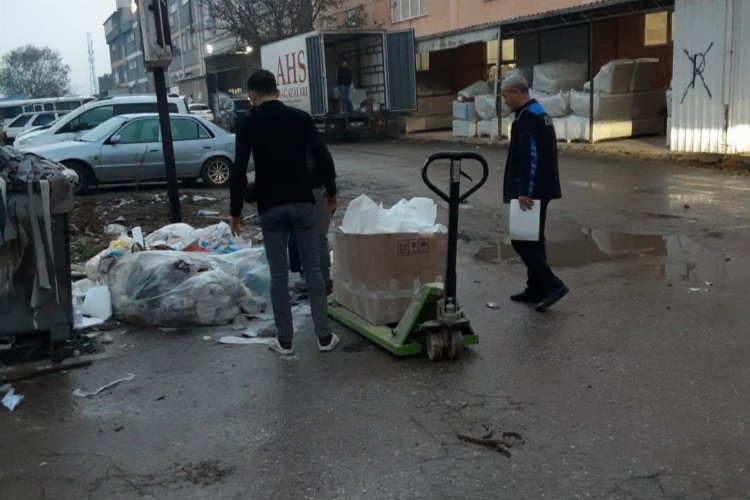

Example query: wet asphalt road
[1,140,749,499]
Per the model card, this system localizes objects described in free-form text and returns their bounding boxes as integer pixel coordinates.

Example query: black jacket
[230,100,337,216]
[503,99,562,203]
[336,66,353,86]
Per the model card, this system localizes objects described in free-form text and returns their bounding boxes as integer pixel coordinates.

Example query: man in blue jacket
[501,74,569,311]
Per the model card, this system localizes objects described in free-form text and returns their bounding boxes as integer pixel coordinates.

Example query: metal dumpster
[1,147,76,362]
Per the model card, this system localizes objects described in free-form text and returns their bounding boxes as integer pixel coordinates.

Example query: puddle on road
[475,229,750,292]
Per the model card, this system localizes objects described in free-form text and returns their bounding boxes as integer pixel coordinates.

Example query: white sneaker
[317,333,340,352]
[269,338,294,355]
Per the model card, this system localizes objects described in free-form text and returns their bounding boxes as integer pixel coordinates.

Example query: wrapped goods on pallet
[583,59,635,94]
[477,119,499,139]
[474,95,497,120]
[453,101,479,122]
[452,120,478,138]
[533,61,587,94]
[457,81,491,101]
[629,58,660,92]
[529,89,571,118]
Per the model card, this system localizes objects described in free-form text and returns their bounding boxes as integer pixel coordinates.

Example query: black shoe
[510,289,543,304]
[536,285,569,311]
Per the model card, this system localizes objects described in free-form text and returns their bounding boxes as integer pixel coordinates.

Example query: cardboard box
[332,231,447,325]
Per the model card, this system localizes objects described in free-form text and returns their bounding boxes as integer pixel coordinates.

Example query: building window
[392,0,426,23]
[486,38,516,81]
[644,11,673,46]
[416,52,429,72]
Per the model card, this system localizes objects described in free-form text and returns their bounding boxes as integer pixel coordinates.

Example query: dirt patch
[68,185,258,263]
[174,460,235,486]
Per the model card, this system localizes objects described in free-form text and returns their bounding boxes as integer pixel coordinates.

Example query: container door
[385,30,417,113]
[306,34,327,116]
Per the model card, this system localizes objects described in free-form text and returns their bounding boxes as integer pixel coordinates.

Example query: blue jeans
[338,85,350,113]
[260,203,332,344]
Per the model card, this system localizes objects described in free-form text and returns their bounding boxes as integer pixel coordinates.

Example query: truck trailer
[261,29,417,139]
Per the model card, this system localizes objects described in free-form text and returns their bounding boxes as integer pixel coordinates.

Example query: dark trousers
[511,200,564,298]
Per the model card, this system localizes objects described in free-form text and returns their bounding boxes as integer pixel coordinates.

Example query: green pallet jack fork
[329,152,489,360]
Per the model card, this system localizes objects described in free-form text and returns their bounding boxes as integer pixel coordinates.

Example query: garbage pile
[0,146,78,185]
[75,222,270,327]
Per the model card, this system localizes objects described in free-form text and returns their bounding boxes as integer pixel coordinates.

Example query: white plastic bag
[533,61,587,94]
[340,195,445,234]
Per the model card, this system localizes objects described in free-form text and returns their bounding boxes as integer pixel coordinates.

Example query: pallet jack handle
[422,152,489,313]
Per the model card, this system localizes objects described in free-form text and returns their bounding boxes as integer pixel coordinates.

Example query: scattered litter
[218,336,274,345]
[99,334,114,344]
[104,224,128,236]
[232,315,249,331]
[202,336,211,341]
[193,195,217,202]
[112,199,134,209]
[39,462,48,467]
[113,215,127,223]
[79,285,112,322]
[688,288,702,292]
[155,395,166,401]
[486,302,500,309]
[197,210,221,217]
[456,429,524,458]
[1,383,11,393]
[705,281,713,286]
[244,319,276,338]
[72,373,135,398]
[2,387,24,411]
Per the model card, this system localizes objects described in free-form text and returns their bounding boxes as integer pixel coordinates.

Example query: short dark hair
[247,69,277,96]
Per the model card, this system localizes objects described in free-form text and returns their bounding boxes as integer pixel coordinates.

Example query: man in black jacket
[336,59,353,113]
[501,74,568,311]
[230,69,339,354]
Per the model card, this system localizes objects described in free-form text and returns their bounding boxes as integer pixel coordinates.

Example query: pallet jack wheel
[426,332,444,361]
[446,330,465,360]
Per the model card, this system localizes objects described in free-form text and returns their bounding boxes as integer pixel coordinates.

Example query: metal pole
[493,26,502,100]
[153,67,182,222]
[588,21,595,144]
[444,159,461,308]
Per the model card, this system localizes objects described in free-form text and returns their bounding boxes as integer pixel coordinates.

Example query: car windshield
[78,116,130,142]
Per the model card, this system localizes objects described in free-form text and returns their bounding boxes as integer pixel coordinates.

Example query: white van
[14,95,189,149]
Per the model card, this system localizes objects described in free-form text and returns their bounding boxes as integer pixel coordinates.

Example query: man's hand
[325,194,337,216]
[230,215,243,236]
[518,196,535,211]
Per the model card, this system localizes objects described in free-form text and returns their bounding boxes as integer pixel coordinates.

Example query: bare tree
[0,45,71,98]
[206,0,343,48]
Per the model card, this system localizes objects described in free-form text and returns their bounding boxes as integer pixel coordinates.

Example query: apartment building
[103,0,152,94]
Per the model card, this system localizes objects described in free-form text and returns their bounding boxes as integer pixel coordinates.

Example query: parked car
[189,103,215,122]
[3,111,68,144]
[26,113,236,194]
[14,94,189,149]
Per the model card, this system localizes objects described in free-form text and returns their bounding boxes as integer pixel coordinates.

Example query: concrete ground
[1,140,749,499]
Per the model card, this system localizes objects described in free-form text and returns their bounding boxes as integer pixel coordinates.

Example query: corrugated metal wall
[727,1,750,153]
[671,0,728,153]
[672,0,750,153]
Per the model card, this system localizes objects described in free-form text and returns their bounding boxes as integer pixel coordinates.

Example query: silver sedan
[25,113,236,193]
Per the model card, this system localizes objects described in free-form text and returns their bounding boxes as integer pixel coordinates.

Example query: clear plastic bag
[102,248,269,326]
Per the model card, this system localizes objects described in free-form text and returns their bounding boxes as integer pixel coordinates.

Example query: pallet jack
[328,152,489,360]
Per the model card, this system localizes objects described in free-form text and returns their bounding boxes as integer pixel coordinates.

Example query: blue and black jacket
[503,99,562,203]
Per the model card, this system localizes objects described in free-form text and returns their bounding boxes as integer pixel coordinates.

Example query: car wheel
[61,160,94,195]
[201,157,232,187]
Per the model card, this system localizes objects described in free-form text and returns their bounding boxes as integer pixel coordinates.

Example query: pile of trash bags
[0,146,78,185]
[78,222,270,327]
